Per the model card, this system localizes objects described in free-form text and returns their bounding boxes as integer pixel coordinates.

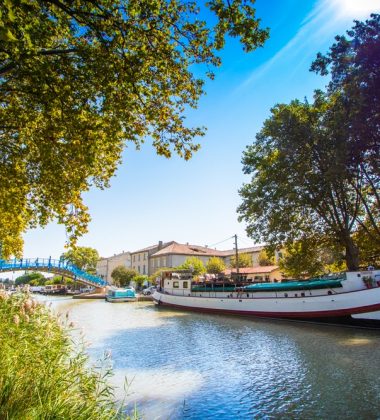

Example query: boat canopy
[108,288,135,298]
[244,278,343,292]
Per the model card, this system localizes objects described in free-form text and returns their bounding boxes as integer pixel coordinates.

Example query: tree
[238,16,380,270]
[205,257,225,274]
[0,0,269,258]
[133,275,148,290]
[149,267,171,284]
[63,246,99,273]
[177,257,206,276]
[229,253,252,268]
[310,14,380,253]
[258,250,275,266]
[15,272,46,285]
[111,266,137,287]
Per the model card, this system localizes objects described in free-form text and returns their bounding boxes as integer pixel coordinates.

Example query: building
[98,239,282,282]
[96,251,131,284]
[150,241,227,273]
[130,241,175,275]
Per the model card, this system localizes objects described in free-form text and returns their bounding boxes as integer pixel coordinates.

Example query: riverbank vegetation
[238,15,380,275]
[0,291,133,419]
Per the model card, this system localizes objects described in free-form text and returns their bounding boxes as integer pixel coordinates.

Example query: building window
[173,281,179,288]
[138,266,141,273]
[138,254,140,261]
[143,265,146,274]
[144,253,147,260]
[183,281,188,288]
[133,255,135,262]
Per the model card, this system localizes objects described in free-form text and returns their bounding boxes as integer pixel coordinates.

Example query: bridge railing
[0,258,108,287]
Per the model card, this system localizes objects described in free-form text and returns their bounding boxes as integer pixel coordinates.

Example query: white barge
[152,270,380,321]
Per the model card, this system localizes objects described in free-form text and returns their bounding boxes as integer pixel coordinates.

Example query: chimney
[158,240,163,249]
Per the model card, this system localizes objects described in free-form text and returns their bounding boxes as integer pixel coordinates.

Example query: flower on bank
[13,315,20,326]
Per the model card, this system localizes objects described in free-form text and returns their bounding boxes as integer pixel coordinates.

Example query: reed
[0,291,133,419]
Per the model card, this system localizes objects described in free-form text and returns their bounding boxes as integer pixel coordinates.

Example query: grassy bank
[0,291,132,419]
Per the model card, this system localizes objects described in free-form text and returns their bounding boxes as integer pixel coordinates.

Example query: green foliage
[279,238,347,278]
[0,0,268,258]
[258,250,275,266]
[133,275,148,289]
[177,257,206,276]
[205,257,226,274]
[238,15,380,271]
[230,253,252,268]
[111,266,137,287]
[45,275,74,285]
[63,246,99,273]
[149,267,171,284]
[0,291,132,418]
[15,272,45,286]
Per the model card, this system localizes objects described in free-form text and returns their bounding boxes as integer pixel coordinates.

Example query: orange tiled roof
[131,241,174,254]
[151,242,227,257]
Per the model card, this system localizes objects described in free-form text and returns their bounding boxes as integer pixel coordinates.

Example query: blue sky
[22,0,380,259]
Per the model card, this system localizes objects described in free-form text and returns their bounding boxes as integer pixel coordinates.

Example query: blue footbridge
[0,258,108,288]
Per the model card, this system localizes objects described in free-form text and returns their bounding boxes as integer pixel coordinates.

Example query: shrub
[0,291,133,419]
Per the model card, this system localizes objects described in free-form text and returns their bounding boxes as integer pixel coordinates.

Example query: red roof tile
[151,242,227,257]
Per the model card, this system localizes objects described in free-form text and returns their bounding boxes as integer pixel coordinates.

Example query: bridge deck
[0,258,108,287]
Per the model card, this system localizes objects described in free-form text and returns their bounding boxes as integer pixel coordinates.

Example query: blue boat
[106,287,136,302]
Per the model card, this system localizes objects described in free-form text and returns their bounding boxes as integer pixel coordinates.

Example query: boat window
[284,293,288,297]
[294,293,298,297]
[301,292,305,297]
[173,281,179,288]
[183,281,188,288]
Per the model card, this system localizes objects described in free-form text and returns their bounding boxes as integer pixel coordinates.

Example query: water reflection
[42,296,380,419]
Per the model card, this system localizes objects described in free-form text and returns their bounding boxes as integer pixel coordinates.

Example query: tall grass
[0,291,133,419]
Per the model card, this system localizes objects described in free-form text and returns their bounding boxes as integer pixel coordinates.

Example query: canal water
[43,296,380,419]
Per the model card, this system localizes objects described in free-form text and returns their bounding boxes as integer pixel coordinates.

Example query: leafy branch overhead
[0,0,269,257]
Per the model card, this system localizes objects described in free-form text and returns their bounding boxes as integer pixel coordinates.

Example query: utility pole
[234,234,239,280]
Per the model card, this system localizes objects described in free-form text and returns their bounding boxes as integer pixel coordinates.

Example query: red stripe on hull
[153,298,380,319]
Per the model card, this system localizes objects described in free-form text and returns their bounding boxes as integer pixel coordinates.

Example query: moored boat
[152,270,380,321]
[106,287,136,302]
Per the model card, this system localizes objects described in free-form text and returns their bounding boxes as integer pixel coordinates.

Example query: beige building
[98,239,282,282]
[96,251,131,284]
[150,242,227,273]
[130,241,175,275]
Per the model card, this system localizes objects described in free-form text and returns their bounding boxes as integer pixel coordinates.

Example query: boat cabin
[160,271,192,296]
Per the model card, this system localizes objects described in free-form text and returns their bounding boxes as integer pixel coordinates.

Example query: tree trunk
[344,236,360,271]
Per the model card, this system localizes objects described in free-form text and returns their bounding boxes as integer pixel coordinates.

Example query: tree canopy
[62,246,99,273]
[205,256,225,274]
[238,15,380,271]
[15,272,46,286]
[177,256,205,276]
[258,249,274,266]
[229,252,251,268]
[111,265,137,287]
[0,0,269,258]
